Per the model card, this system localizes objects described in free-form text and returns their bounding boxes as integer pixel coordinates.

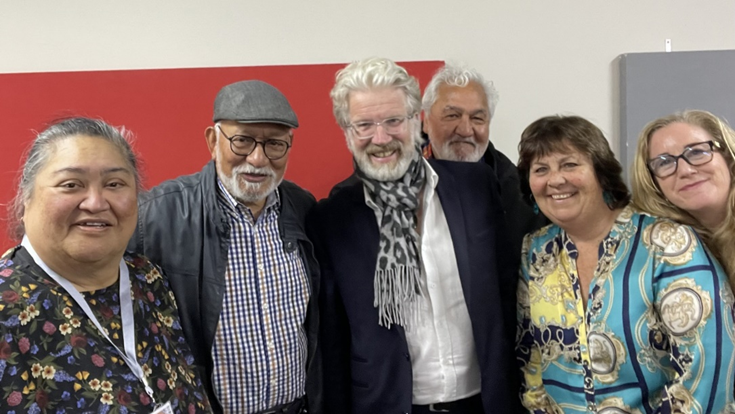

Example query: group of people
[1,56,734,414]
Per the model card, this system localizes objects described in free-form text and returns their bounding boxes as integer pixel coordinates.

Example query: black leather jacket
[128,161,322,414]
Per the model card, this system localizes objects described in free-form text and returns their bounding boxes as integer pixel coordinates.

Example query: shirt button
[258,264,264,270]
[263,303,269,310]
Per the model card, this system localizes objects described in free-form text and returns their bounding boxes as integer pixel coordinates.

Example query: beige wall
[2,0,735,161]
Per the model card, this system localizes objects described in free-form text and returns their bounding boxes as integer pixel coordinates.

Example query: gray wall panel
[619,49,735,182]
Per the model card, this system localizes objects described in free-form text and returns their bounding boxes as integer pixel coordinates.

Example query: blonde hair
[631,109,735,287]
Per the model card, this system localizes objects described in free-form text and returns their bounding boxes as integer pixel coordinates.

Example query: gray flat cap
[212,80,298,128]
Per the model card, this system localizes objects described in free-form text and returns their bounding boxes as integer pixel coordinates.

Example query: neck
[243,198,267,220]
[564,207,622,245]
[43,255,121,293]
[692,208,727,233]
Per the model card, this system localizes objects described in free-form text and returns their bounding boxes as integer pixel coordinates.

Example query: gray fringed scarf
[355,146,426,330]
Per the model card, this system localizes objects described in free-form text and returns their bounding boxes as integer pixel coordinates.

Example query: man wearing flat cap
[129,80,321,414]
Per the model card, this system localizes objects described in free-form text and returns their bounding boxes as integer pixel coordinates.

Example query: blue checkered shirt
[211,180,310,413]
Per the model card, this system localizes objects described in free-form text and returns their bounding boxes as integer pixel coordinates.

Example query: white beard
[347,123,420,181]
[433,135,488,162]
[215,144,282,204]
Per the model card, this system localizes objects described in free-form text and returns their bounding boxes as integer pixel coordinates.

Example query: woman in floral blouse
[0,117,210,413]
[515,115,735,413]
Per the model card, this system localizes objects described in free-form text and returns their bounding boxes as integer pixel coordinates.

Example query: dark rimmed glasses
[347,114,415,140]
[647,140,721,178]
[217,125,292,160]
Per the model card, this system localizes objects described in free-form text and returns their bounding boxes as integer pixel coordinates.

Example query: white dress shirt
[364,159,481,404]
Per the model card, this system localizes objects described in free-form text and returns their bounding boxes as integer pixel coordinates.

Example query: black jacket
[481,141,548,254]
[310,160,523,414]
[128,161,322,414]
[329,142,546,254]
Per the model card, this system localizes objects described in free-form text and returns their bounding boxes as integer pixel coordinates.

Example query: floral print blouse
[0,246,211,414]
[517,207,735,413]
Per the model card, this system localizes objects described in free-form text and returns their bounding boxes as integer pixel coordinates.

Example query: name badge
[152,402,174,414]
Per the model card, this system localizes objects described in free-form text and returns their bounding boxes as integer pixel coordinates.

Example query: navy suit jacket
[308,160,522,414]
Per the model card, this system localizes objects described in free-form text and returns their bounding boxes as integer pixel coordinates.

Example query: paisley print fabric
[0,246,210,414]
[516,207,735,413]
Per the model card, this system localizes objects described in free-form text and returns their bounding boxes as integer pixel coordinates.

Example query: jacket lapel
[431,161,473,307]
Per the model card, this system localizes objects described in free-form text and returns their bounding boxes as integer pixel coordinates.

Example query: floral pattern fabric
[517,207,735,413]
[0,246,211,414]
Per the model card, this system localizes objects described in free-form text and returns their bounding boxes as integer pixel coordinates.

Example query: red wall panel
[0,61,443,250]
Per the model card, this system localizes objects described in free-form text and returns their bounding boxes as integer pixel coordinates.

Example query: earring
[530,194,540,215]
[603,191,614,207]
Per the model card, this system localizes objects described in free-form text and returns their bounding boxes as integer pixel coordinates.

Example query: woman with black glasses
[632,109,735,288]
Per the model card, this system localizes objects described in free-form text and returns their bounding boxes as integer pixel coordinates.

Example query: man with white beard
[129,80,321,414]
[421,63,545,256]
[308,58,522,414]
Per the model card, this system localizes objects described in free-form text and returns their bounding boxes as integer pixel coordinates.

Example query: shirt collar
[216,177,280,217]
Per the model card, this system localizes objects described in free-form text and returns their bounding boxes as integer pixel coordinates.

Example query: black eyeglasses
[647,140,721,178]
[217,125,292,160]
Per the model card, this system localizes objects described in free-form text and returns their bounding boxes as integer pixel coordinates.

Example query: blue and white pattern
[211,180,309,413]
[517,207,735,414]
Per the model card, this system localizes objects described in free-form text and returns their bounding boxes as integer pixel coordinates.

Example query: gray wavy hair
[421,63,499,120]
[330,57,422,128]
[8,117,141,241]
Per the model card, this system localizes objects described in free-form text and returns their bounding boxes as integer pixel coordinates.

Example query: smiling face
[22,135,138,269]
[423,81,490,162]
[345,87,418,181]
[206,120,291,211]
[648,122,732,229]
[529,146,608,230]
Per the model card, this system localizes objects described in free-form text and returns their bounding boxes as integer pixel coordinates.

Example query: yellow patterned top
[516,207,735,413]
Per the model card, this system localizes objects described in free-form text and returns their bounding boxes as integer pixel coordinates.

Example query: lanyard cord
[21,236,156,402]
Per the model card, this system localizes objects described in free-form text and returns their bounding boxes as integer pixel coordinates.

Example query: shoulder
[123,251,160,274]
[522,223,561,250]
[634,210,697,246]
[316,179,362,211]
[123,252,175,301]
[429,158,492,175]
[0,248,58,327]
[138,163,211,208]
[429,159,499,190]
[308,180,364,230]
[633,210,704,261]
[485,144,519,178]
[279,180,316,208]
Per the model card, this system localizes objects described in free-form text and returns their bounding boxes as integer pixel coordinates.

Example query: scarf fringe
[373,265,421,330]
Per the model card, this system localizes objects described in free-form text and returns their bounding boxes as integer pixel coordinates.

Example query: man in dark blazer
[421,63,547,255]
[308,57,522,414]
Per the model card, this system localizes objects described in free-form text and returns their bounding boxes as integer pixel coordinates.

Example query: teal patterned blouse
[517,207,735,413]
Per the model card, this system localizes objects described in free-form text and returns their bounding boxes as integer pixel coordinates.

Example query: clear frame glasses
[647,140,720,178]
[217,125,292,160]
[347,114,415,140]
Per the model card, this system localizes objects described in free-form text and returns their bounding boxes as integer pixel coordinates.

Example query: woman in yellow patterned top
[515,115,735,413]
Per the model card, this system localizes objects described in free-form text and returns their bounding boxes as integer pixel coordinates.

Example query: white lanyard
[21,236,156,402]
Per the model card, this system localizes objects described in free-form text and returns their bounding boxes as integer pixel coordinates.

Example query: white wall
[2,1,735,161]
